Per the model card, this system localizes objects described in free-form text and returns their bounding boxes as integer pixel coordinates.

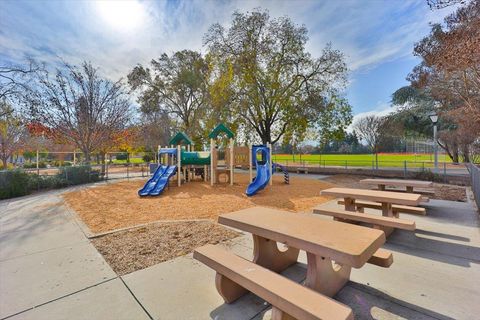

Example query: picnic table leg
[272,307,296,320]
[304,253,351,297]
[378,184,386,191]
[406,186,414,193]
[215,273,248,303]
[343,197,356,211]
[253,235,299,273]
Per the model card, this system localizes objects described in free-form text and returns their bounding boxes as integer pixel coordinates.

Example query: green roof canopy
[169,132,193,146]
[208,123,234,139]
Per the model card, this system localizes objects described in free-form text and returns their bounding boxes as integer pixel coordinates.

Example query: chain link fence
[467,163,480,209]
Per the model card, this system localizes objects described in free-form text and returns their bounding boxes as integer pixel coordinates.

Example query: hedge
[0,166,102,200]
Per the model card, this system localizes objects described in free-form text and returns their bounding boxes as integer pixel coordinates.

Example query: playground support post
[177,145,181,187]
[267,143,272,186]
[230,138,234,186]
[210,138,215,186]
[248,144,253,183]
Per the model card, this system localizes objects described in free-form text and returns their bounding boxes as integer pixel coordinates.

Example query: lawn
[272,153,451,168]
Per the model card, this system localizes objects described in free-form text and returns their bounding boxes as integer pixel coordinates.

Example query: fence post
[443,162,447,183]
[403,161,407,178]
[36,150,39,175]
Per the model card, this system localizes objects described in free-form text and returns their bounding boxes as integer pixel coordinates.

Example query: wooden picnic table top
[321,187,422,206]
[218,207,386,268]
[360,179,433,188]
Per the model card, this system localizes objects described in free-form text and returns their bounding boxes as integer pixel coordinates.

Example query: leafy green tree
[128,50,209,144]
[204,9,352,145]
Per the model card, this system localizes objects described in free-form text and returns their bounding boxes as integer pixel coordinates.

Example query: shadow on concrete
[387,233,480,267]
[415,228,470,242]
[341,282,455,320]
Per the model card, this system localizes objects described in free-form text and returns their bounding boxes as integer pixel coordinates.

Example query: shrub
[57,165,102,185]
[23,162,47,169]
[0,170,31,199]
[413,168,443,182]
[142,154,154,163]
[116,153,128,161]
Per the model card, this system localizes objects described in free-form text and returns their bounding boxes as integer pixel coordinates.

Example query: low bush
[0,166,103,200]
[142,154,154,163]
[57,165,102,185]
[23,162,47,169]
[0,170,31,199]
[413,168,443,182]
[116,153,128,161]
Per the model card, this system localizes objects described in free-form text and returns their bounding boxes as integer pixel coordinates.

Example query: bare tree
[0,100,27,169]
[27,61,132,163]
[0,59,42,117]
[353,115,386,169]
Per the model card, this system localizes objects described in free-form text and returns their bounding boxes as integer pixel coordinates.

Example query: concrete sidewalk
[122,198,480,320]
[1,187,479,319]
[0,190,150,320]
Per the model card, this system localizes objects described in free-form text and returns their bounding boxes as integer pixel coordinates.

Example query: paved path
[0,190,150,320]
[1,185,479,319]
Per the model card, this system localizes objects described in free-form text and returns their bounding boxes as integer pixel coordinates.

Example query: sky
[0,0,458,123]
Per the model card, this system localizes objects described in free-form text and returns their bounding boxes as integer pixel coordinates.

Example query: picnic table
[216,207,388,298]
[321,187,422,217]
[360,178,433,193]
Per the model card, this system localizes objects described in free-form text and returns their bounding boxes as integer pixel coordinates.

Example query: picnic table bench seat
[313,206,416,231]
[337,199,426,216]
[194,244,353,320]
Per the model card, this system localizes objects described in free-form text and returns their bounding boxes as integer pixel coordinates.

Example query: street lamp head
[429,114,438,124]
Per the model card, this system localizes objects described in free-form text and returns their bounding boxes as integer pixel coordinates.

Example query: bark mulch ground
[63,173,336,234]
[91,221,240,276]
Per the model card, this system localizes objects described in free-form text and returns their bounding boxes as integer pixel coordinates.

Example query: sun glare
[96,0,145,31]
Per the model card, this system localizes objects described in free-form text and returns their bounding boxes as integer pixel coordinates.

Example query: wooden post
[230,138,234,185]
[268,143,273,186]
[177,145,181,187]
[249,144,253,183]
[73,151,76,166]
[210,138,215,186]
[204,165,207,181]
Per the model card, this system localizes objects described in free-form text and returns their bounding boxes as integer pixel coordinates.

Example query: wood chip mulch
[91,221,240,276]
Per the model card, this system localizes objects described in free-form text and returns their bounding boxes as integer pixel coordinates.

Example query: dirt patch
[433,184,467,202]
[321,174,467,202]
[91,221,239,275]
[63,173,335,233]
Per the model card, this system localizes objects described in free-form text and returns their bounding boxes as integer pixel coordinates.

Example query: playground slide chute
[138,165,167,197]
[246,146,271,196]
[148,165,177,196]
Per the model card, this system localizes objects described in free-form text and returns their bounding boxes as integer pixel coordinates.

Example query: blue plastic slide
[246,146,271,196]
[138,165,167,196]
[148,165,177,196]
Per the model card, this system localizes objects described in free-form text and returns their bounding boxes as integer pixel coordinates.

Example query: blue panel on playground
[252,145,268,166]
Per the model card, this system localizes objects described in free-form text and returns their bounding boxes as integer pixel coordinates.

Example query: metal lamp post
[430,114,439,171]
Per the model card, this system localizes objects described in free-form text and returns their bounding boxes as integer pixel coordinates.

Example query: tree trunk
[1,155,7,169]
[83,149,91,164]
[101,153,106,175]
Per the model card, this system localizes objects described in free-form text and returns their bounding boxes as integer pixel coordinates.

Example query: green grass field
[272,153,451,168]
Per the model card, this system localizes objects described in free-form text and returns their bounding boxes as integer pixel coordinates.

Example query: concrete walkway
[0,190,150,320]
[1,187,479,319]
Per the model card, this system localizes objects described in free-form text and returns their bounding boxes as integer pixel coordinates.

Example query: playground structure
[138,123,289,197]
